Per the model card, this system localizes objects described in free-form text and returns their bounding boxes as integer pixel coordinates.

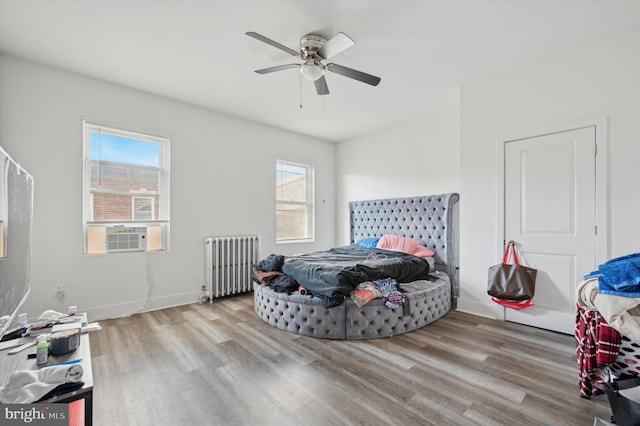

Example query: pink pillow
[412,245,435,258]
[376,234,419,254]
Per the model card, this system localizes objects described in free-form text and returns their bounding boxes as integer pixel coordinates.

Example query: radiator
[205,235,260,301]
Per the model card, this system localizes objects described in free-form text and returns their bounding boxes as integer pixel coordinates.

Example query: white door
[503,127,596,334]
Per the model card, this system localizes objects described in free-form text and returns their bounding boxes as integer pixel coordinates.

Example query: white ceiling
[1,0,639,142]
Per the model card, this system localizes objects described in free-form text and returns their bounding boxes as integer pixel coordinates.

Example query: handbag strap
[502,241,521,265]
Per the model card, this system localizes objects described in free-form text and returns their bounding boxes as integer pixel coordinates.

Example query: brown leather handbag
[487,242,537,301]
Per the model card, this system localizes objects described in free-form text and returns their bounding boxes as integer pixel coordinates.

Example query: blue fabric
[598,286,640,298]
[585,252,640,297]
[356,237,380,249]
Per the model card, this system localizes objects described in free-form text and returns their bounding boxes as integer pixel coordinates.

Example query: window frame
[275,157,315,244]
[82,121,170,254]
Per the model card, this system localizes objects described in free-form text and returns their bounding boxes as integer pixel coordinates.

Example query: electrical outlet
[54,284,64,299]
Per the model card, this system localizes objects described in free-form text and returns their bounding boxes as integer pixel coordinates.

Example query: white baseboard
[456,297,504,320]
[85,290,201,321]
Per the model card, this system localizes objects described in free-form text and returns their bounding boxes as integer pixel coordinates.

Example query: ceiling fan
[246,31,381,96]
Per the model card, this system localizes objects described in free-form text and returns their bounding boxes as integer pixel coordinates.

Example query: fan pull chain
[299,72,303,109]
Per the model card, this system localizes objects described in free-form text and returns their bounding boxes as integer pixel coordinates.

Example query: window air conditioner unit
[106,226,147,253]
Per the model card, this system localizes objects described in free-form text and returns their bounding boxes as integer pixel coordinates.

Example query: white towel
[0,364,83,403]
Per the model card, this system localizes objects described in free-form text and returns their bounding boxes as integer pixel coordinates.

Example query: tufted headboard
[349,193,460,306]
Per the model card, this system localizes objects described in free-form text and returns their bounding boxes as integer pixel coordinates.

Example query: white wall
[3,28,637,325]
[459,29,640,317]
[0,54,336,321]
[335,104,461,245]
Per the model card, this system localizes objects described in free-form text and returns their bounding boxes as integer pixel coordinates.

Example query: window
[132,196,154,221]
[83,121,170,254]
[276,158,314,243]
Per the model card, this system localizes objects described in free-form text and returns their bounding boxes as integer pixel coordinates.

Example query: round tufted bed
[254,193,459,339]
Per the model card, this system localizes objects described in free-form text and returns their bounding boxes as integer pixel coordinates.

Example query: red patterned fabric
[575,304,622,398]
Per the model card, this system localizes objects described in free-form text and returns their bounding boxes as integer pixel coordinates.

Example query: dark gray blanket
[282,244,431,306]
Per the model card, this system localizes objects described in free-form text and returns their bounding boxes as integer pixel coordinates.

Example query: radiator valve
[199,285,209,304]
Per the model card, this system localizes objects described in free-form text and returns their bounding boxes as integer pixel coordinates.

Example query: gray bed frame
[349,193,460,307]
[253,193,460,339]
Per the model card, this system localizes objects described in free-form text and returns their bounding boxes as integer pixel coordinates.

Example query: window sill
[276,238,314,245]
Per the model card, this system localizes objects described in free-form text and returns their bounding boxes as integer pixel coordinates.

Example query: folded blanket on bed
[585,252,640,297]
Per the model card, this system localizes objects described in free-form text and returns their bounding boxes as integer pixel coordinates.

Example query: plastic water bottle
[36,335,49,365]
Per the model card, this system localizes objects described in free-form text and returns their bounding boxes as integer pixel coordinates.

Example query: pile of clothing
[350,278,405,309]
[576,252,640,398]
[586,252,640,297]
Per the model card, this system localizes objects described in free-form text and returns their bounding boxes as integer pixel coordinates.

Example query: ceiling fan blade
[255,64,300,74]
[317,32,355,60]
[246,32,301,58]
[314,76,330,96]
[326,63,381,86]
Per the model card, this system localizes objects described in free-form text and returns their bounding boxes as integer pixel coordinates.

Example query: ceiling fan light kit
[300,63,324,81]
[246,31,381,95]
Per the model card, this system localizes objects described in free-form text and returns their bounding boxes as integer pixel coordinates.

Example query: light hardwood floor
[90,294,611,425]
